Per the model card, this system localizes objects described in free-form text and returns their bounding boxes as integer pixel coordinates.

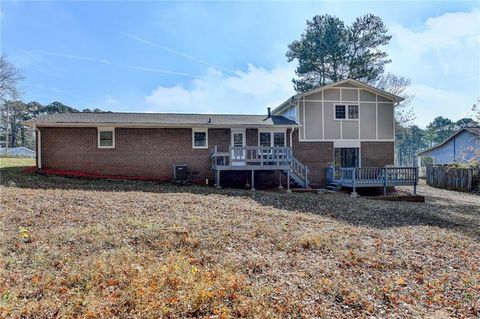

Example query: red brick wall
[39,127,230,181]
[291,130,334,186]
[360,142,395,167]
[291,130,395,186]
[246,129,257,146]
[38,126,393,187]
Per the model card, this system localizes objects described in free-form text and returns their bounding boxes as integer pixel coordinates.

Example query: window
[259,132,271,147]
[192,128,208,148]
[273,132,285,147]
[335,104,359,120]
[232,132,244,147]
[335,105,346,119]
[97,128,115,148]
[348,105,359,119]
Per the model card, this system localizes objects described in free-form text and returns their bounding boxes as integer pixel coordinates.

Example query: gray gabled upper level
[272,79,404,143]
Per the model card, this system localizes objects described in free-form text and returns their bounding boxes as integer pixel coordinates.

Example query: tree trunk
[9,121,17,147]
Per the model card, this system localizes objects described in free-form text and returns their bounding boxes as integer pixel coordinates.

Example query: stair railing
[290,157,309,187]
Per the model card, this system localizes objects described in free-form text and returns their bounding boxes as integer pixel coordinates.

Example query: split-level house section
[24,79,413,191]
[273,79,403,187]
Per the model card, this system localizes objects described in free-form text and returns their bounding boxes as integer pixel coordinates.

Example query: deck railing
[211,146,292,169]
[211,145,309,188]
[291,157,309,187]
[326,166,418,194]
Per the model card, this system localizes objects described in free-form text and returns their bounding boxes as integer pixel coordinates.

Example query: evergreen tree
[426,116,455,145]
[286,14,391,92]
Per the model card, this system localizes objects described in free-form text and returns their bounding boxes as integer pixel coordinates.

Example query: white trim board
[333,140,360,148]
[302,100,394,104]
[271,79,403,115]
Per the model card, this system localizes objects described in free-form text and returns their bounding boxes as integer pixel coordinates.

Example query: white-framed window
[347,105,359,119]
[273,132,286,147]
[258,129,287,147]
[97,127,115,149]
[259,132,271,147]
[192,128,208,149]
[335,105,346,119]
[335,104,359,120]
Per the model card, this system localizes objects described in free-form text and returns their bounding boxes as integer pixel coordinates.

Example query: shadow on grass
[2,166,479,240]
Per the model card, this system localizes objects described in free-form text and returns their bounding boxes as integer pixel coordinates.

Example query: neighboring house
[22,79,405,189]
[417,127,480,165]
[0,146,36,158]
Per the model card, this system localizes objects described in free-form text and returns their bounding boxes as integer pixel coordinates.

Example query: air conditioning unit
[173,164,189,181]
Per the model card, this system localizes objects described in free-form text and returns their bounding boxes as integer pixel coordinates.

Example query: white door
[231,131,246,166]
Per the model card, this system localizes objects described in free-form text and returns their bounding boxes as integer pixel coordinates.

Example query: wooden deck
[210,146,309,189]
[326,167,419,195]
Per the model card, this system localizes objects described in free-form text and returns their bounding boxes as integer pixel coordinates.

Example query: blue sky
[1,1,479,127]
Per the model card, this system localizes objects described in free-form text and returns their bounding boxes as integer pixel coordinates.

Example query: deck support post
[287,170,291,193]
[251,170,255,191]
[278,170,283,189]
[216,170,221,189]
[351,168,358,197]
[383,168,387,196]
[413,167,418,195]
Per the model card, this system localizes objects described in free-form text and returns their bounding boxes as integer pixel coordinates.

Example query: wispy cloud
[38,51,199,78]
[117,63,199,78]
[123,33,237,74]
[26,83,67,94]
[40,51,110,64]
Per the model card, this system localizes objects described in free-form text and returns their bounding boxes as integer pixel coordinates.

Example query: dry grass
[0,158,479,318]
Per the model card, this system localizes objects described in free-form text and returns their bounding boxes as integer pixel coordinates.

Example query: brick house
[23,79,409,191]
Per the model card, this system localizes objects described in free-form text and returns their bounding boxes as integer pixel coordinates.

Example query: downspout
[290,126,294,148]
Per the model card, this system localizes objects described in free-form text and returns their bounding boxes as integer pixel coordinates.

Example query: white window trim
[192,128,208,149]
[334,104,359,121]
[347,104,359,120]
[257,128,287,147]
[273,131,287,147]
[97,127,115,149]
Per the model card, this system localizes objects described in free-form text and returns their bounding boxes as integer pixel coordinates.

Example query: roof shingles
[23,112,298,127]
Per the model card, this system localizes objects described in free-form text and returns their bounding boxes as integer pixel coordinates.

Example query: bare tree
[473,99,480,122]
[374,72,415,126]
[0,55,24,152]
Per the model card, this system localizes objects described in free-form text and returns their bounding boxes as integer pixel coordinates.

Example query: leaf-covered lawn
[0,158,479,318]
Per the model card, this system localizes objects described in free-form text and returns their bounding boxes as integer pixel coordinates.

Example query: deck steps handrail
[290,157,309,187]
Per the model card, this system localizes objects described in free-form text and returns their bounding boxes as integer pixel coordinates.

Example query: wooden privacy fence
[426,166,479,192]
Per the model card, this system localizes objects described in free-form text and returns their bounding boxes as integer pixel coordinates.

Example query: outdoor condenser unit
[173,164,188,181]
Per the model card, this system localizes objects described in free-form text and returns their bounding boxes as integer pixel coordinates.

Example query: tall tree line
[0,100,108,150]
